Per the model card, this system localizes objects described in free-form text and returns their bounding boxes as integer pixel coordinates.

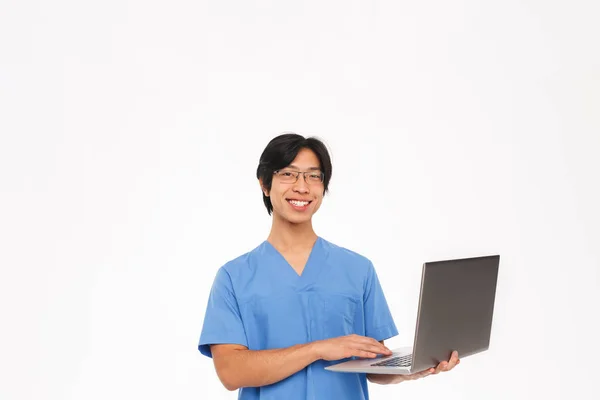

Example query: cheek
[272,196,285,209]
[268,187,283,204]
[271,193,289,211]
[312,196,324,211]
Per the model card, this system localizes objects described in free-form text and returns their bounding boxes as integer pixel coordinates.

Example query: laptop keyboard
[371,354,412,367]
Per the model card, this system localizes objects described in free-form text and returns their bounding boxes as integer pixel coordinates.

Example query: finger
[354,344,393,356]
[446,351,460,369]
[409,368,435,380]
[449,350,459,363]
[354,350,379,359]
[447,358,460,371]
[432,361,447,374]
[371,340,393,354]
[351,337,392,354]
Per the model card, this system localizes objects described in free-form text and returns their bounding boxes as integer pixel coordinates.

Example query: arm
[211,342,319,391]
[212,335,391,391]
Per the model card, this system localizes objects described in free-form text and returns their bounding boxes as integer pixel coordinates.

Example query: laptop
[325,255,500,374]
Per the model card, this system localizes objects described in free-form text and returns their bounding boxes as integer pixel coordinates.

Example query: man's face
[264,148,325,225]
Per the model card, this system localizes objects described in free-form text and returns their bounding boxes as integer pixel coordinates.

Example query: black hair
[256,133,332,215]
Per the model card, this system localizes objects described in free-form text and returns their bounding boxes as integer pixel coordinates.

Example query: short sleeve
[198,267,248,357]
[363,262,399,341]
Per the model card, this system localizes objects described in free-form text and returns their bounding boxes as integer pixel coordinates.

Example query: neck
[267,213,318,251]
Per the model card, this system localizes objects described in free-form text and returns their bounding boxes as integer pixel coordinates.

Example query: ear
[258,178,269,197]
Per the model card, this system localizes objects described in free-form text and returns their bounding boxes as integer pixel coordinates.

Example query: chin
[282,213,313,225]
[287,216,312,225]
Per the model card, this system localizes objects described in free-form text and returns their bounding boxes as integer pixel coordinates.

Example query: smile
[287,199,311,207]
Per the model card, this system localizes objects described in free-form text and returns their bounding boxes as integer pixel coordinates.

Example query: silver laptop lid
[410,255,500,372]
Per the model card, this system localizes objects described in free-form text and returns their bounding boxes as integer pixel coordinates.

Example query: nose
[292,176,310,194]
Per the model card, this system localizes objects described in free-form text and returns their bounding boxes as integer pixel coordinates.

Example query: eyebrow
[286,165,321,171]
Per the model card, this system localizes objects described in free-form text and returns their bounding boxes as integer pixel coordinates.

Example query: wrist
[307,340,323,362]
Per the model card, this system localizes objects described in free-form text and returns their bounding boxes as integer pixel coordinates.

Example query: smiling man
[198,133,458,399]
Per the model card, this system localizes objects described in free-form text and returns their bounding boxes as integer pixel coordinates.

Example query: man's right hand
[312,334,393,361]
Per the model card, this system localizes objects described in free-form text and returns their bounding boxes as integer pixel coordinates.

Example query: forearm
[216,342,321,390]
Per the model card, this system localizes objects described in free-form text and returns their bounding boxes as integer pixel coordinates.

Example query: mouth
[286,199,312,210]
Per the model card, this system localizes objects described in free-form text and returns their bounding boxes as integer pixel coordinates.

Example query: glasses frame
[273,169,325,185]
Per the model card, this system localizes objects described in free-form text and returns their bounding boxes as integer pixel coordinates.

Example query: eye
[281,171,294,177]
[308,172,323,181]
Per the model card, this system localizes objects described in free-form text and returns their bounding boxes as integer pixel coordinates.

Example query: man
[198,133,459,399]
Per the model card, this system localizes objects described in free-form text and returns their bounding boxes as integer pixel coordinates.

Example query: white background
[1,0,599,399]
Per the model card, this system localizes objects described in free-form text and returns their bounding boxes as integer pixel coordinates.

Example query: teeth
[289,200,309,206]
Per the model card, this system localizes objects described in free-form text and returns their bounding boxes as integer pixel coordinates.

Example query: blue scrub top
[199,237,398,400]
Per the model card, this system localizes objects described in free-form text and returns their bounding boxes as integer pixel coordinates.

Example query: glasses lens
[306,172,323,183]
[277,170,297,183]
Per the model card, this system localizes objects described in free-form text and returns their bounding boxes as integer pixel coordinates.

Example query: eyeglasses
[273,169,324,184]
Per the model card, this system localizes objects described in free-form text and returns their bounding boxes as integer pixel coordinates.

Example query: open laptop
[325,255,500,374]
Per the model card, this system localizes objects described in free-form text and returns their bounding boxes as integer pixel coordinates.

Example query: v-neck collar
[263,237,327,288]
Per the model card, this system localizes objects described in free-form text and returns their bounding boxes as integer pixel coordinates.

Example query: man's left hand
[367,350,460,385]
[403,350,460,381]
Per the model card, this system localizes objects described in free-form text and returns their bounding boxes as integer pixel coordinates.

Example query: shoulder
[215,241,269,282]
[318,237,378,295]
[320,237,374,273]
